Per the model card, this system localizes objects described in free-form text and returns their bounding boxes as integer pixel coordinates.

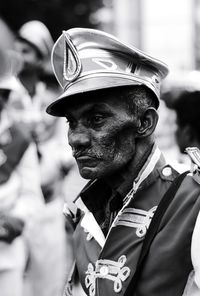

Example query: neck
[105,137,155,190]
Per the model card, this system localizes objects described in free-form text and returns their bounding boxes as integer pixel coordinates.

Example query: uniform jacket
[65,146,200,296]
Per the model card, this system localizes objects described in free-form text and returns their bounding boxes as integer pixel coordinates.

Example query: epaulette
[185,147,200,184]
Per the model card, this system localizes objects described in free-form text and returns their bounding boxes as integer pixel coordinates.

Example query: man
[15,20,53,98]
[0,50,44,296]
[46,28,200,296]
[8,20,54,132]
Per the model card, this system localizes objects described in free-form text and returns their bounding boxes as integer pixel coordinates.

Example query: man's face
[15,40,41,72]
[66,94,138,180]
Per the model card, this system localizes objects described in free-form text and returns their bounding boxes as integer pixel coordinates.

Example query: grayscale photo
[0,1,200,295]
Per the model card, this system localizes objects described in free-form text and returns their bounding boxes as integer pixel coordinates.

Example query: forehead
[66,91,128,116]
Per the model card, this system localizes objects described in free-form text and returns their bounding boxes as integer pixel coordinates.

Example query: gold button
[162,167,172,177]
[100,265,109,276]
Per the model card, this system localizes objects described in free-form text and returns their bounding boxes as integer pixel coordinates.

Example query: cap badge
[92,58,118,71]
[185,147,200,173]
[63,31,82,84]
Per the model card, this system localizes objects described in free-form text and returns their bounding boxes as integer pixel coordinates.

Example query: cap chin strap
[124,170,189,295]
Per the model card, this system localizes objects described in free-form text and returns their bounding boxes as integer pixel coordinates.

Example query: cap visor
[46,75,154,116]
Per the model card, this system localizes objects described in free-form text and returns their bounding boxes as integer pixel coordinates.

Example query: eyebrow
[66,103,112,119]
[88,103,111,111]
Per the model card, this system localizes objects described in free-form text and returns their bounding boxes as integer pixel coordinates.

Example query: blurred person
[13,20,76,296]
[0,50,44,296]
[13,20,73,179]
[155,99,188,173]
[15,20,53,98]
[46,28,200,296]
[162,71,200,163]
[174,91,200,152]
[6,20,54,134]
[24,70,75,296]
[36,72,76,206]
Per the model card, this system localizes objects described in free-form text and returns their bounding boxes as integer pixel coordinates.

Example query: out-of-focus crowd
[0,20,86,296]
[157,70,200,172]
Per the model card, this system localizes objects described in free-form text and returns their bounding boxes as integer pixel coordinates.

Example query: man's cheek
[94,135,116,158]
[105,121,135,141]
[107,127,135,151]
[97,125,124,146]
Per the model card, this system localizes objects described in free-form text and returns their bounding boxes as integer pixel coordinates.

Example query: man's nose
[68,127,90,149]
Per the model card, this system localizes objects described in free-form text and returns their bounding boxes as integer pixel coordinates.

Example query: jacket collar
[75,144,165,213]
[75,144,166,247]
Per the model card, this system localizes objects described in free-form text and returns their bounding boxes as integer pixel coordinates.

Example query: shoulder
[158,162,200,199]
[180,171,200,198]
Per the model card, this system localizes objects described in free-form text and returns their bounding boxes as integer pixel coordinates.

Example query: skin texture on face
[66,95,139,180]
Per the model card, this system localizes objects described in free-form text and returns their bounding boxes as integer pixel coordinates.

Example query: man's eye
[90,115,104,124]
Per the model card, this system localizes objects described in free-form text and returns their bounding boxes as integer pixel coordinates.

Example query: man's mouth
[75,155,101,169]
[73,150,97,159]
[76,155,94,161]
[73,152,101,165]
[73,148,104,163]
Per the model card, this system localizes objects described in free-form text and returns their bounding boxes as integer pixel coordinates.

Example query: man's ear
[136,107,158,138]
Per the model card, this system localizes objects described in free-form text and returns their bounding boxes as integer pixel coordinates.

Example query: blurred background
[0,0,200,70]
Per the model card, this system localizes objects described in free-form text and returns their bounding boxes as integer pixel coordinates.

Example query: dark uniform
[62,146,200,296]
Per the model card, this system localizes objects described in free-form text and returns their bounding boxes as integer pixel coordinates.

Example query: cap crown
[47,28,169,116]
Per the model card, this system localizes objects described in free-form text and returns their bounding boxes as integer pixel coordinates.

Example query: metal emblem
[185,147,200,172]
[63,31,82,84]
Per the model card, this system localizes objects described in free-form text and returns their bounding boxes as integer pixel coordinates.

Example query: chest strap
[124,170,189,296]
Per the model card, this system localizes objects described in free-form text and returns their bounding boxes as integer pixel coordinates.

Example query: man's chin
[78,165,103,180]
